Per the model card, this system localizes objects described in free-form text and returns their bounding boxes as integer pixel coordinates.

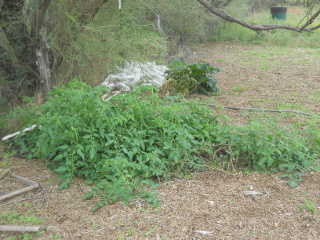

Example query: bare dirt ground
[1,42,320,240]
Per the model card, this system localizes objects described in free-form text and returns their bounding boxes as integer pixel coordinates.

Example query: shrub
[13,80,320,209]
[163,57,220,95]
[14,80,219,209]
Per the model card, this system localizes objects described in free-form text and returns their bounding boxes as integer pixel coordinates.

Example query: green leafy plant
[15,79,219,210]
[298,197,318,213]
[163,57,220,95]
[13,80,320,209]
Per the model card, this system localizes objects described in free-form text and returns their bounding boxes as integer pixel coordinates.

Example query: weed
[49,234,64,240]
[125,226,137,236]
[298,197,318,213]
[145,227,157,236]
[0,211,44,225]
[232,86,245,92]
[2,143,18,158]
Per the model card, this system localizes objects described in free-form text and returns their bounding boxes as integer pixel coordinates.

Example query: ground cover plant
[12,79,320,210]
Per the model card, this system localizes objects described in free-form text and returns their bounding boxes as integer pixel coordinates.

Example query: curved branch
[197,0,320,33]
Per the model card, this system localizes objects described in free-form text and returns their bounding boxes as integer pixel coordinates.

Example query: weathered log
[12,174,39,186]
[0,184,39,202]
[0,225,41,232]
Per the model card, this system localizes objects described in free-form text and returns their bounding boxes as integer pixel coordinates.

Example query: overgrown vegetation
[2,0,320,210]
[163,57,220,95]
[11,80,320,209]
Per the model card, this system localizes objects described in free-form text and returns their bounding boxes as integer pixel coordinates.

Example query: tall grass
[210,4,320,48]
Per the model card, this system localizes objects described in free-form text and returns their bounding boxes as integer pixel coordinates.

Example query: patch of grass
[0,211,44,225]
[125,226,137,236]
[232,86,246,92]
[0,211,45,240]
[276,103,311,113]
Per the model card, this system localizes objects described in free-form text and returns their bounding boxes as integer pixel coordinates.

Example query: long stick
[0,225,41,232]
[203,104,320,118]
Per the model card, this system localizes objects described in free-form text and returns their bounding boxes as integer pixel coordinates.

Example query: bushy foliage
[163,57,220,95]
[14,80,219,209]
[13,80,320,209]
[218,117,320,187]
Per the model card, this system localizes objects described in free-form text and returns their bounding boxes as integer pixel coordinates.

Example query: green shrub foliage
[14,80,320,209]
[164,57,220,94]
[15,80,219,209]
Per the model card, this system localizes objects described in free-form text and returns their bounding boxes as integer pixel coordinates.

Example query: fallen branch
[12,174,39,186]
[204,104,320,118]
[0,225,41,233]
[0,196,39,207]
[0,184,39,202]
[0,174,40,202]
[1,124,37,141]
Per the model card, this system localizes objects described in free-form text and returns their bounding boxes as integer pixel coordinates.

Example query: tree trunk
[36,27,51,96]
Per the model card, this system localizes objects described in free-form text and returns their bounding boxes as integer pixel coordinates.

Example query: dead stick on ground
[0,196,39,207]
[0,184,39,201]
[12,174,39,186]
[0,225,42,232]
[203,104,320,118]
[1,124,37,141]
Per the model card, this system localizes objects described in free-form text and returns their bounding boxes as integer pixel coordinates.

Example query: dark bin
[271,6,287,20]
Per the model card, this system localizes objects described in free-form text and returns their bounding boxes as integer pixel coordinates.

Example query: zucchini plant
[164,57,220,95]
